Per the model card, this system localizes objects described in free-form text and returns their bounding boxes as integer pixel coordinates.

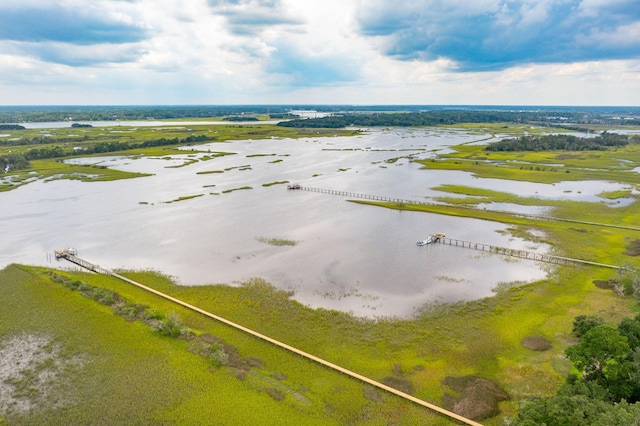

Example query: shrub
[153,313,188,338]
[572,315,605,337]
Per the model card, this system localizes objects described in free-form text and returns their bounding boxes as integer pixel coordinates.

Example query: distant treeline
[268,113,297,119]
[277,111,537,128]
[0,124,26,130]
[0,106,299,123]
[277,111,640,128]
[486,132,630,152]
[222,116,259,122]
[1,105,639,125]
[1,134,213,172]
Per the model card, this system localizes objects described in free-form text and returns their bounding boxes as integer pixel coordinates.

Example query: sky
[0,0,639,106]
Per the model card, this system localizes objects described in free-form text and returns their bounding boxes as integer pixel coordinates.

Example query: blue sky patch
[0,6,147,45]
[357,0,640,71]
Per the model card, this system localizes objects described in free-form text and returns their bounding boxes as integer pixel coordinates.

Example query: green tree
[566,325,630,378]
[619,315,640,349]
[572,315,605,338]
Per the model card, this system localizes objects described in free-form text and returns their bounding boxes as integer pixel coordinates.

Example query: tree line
[513,270,640,424]
[277,111,640,129]
[0,124,26,130]
[1,134,213,172]
[0,106,298,123]
[2,106,638,125]
[277,111,540,128]
[486,132,631,152]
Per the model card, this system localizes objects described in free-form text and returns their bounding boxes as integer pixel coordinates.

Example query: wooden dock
[289,185,640,232]
[54,251,482,426]
[288,186,629,271]
[60,254,113,276]
[291,185,412,204]
[437,237,626,271]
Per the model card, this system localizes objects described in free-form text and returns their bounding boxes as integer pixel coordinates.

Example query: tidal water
[1,127,629,317]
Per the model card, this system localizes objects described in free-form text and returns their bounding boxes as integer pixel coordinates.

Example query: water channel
[1,126,630,317]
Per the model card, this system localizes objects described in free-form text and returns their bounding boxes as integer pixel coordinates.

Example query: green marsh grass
[4,124,640,423]
[256,237,297,246]
[164,194,204,203]
[1,266,450,425]
[262,181,289,187]
[1,159,149,192]
[222,186,252,194]
[417,143,640,185]
[599,189,634,199]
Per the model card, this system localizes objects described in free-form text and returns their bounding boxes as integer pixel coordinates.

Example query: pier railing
[289,185,631,271]
[289,185,640,232]
[59,254,113,276]
[54,251,483,426]
[437,237,626,271]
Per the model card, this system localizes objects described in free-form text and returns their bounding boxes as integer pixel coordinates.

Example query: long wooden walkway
[63,254,113,275]
[289,185,630,271]
[292,185,412,204]
[289,185,640,232]
[437,237,626,271]
[55,252,481,426]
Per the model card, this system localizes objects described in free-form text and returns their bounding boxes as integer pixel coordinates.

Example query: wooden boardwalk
[437,237,626,271]
[289,186,630,271]
[55,252,481,426]
[289,185,640,232]
[291,185,413,204]
[62,254,113,275]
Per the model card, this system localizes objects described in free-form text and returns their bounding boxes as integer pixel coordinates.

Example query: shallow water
[0,128,628,317]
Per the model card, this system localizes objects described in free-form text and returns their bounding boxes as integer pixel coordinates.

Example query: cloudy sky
[1,0,639,105]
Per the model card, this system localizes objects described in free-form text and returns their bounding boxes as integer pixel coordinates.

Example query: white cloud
[0,0,638,105]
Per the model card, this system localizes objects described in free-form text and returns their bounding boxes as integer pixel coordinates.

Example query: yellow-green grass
[222,186,253,193]
[1,123,357,148]
[2,265,452,425]
[352,200,536,226]
[4,202,638,425]
[418,157,640,184]
[431,184,581,208]
[430,185,640,227]
[262,180,289,187]
[256,236,297,246]
[0,266,337,425]
[416,142,640,184]
[53,264,636,424]
[443,122,559,136]
[0,159,149,192]
[164,194,204,203]
[599,189,634,199]
[4,125,640,423]
[435,143,640,171]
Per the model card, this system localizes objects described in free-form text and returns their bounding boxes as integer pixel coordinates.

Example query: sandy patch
[0,333,81,414]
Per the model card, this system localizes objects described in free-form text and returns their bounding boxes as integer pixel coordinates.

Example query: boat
[54,247,77,258]
[416,233,445,246]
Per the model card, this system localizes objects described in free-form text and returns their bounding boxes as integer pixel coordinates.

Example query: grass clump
[164,194,204,203]
[599,189,633,200]
[256,237,297,246]
[262,181,289,187]
[222,186,252,193]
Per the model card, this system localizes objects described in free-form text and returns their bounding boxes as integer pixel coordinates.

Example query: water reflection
[1,127,625,318]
